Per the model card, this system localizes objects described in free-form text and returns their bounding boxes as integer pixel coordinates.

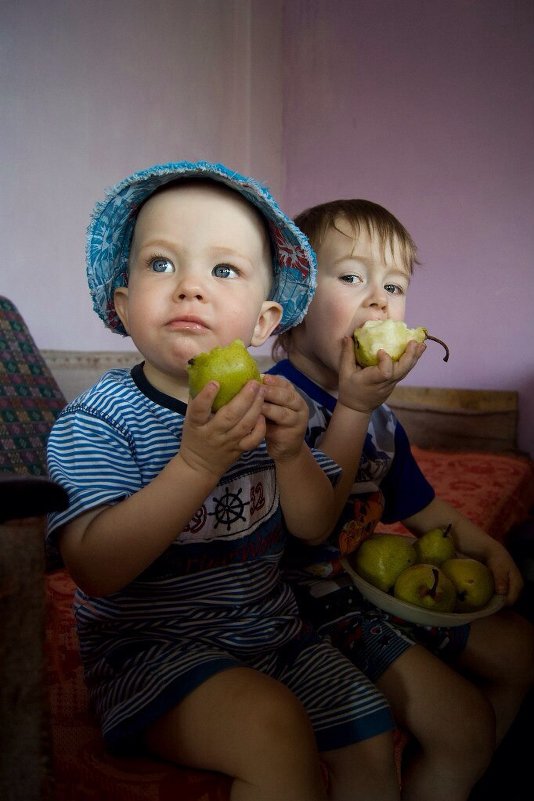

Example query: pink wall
[1,0,284,352]
[1,1,532,455]
[282,0,534,457]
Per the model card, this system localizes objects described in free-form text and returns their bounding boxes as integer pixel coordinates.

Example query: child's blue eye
[340,274,363,284]
[212,263,238,279]
[385,283,403,295]
[150,257,174,273]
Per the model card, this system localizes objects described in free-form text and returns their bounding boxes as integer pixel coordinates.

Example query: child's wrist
[174,449,223,487]
[335,399,373,419]
[272,442,307,467]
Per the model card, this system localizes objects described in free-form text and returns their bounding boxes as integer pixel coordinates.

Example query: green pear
[353,320,449,367]
[187,339,261,411]
[394,564,457,612]
[353,533,417,592]
[441,557,495,612]
[414,523,456,566]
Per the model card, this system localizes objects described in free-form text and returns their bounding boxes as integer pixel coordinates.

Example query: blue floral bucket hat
[86,160,317,335]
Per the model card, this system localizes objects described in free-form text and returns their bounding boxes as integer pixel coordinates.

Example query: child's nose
[174,270,205,301]
[365,284,388,310]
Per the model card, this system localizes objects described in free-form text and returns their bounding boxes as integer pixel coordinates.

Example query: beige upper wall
[1,0,284,350]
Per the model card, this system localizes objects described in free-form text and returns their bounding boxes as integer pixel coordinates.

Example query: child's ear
[113,287,130,334]
[250,300,283,347]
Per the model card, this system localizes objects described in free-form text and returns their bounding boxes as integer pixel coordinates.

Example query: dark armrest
[0,475,68,523]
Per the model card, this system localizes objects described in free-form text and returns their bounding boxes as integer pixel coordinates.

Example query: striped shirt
[47,364,348,746]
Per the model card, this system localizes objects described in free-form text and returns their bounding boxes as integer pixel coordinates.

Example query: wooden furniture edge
[388,385,518,415]
[41,351,521,454]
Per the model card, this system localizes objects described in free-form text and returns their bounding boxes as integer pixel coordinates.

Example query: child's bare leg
[377,645,495,801]
[454,609,534,743]
[321,730,400,801]
[144,666,327,801]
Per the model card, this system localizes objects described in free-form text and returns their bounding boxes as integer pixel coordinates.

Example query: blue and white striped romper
[47,364,394,752]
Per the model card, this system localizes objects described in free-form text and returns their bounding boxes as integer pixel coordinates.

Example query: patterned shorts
[294,577,470,682]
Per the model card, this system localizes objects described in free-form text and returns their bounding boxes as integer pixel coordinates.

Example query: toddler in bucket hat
[87,160,317,335]
[46,158,378,797]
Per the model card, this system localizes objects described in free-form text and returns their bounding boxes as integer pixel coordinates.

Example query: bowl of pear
[343,526,504,626]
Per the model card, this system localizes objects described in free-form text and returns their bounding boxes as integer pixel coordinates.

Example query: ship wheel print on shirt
[208,486,249,531]
[207,481,266,532]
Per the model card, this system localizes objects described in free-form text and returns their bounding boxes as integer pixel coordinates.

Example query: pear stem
[429,568,439,599]
[443,523,452,537]
[426,334,450,362]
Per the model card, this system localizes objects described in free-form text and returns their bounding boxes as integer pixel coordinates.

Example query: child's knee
[251,679,316,747]
[322,732,400,801]
[465,611,534,686]
[413,672,495,761]
[506,613,534,683]
[420,687,495,777]
[456,690,495,754]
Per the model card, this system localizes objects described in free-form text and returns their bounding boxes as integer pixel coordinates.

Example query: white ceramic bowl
[341,557,505,627]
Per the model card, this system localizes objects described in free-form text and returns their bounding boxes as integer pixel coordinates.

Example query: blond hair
[273,199,419,360]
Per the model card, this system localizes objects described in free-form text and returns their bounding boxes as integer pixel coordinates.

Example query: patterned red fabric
[45,449,534,798]
[378,447,534,540]
[45,569,232,801]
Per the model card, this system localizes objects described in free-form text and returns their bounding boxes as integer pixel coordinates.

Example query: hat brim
[86,161,316,335]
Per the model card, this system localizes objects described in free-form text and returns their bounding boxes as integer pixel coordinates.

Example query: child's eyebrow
[333,253,371,268]
[333,253,411,279]
[134,236,178,251]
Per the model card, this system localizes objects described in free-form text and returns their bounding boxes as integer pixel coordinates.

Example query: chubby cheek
[116,290,161,343]
[303,304,345,365]
[128,285,164,322]
[313,295,355,339]
[387,297,407,322]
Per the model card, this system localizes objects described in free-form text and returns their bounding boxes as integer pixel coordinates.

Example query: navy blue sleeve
[380,421,435,523]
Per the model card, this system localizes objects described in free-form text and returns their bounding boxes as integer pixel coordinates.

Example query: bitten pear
[187,339,261,411]
[353,320,449,367]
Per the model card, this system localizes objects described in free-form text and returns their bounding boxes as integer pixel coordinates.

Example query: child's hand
[180,379,266,477]
[485,543,524,606]
[260,373,308,462]
[337,336,425,414]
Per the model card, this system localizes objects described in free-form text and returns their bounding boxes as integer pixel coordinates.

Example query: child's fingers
[214,380,265,432]
[238,414,267,451]
[261,374,302,410]
[261,372,286,390]
[186,381,221,423]
[506,571,524,605]
[260,375,308,436]
[488,556,523,605]
[262,400,298,427]
[490,563,513,602]
[374,341,425,382]
[374,349,395,379]
[339,335,358,373]
[187,380,265,439]
[397,340,426,372]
